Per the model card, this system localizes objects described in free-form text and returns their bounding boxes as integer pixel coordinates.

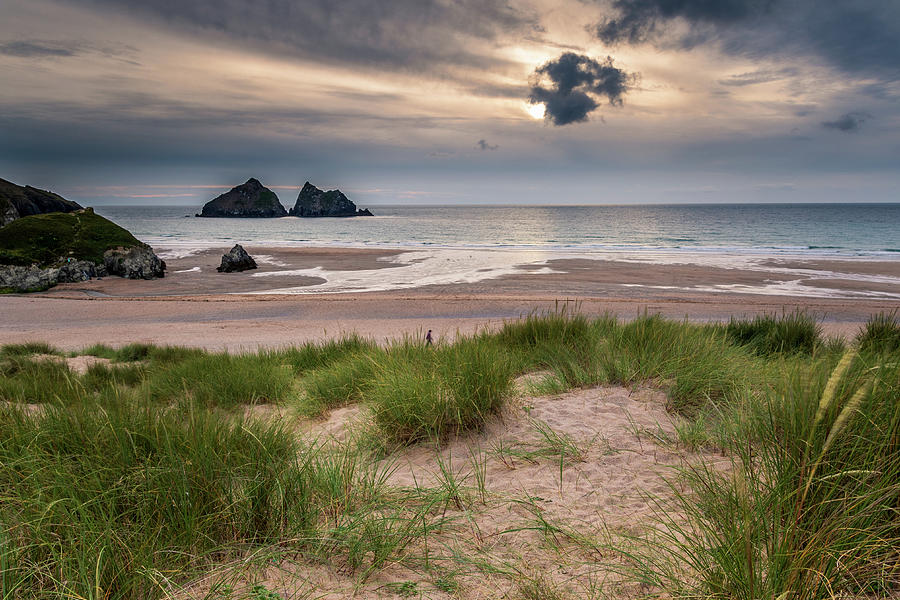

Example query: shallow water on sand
[92,204,900,298]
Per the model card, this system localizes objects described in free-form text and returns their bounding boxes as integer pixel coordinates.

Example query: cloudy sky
[1,0,898,205]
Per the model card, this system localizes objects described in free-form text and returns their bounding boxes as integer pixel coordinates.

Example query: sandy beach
[2,245,898,350]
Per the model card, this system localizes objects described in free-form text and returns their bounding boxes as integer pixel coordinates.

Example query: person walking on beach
[425,329,433,347]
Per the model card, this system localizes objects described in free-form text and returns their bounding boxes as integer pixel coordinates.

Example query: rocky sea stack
[0,177,82,227]
[289,182,373,217]
[198,178,287,218]
[217,244,257,273]
[0,208,165,293]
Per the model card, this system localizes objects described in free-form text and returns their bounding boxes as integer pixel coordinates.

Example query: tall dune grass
[146,352,294,408]
[600,314,754,413]
[2,308,898,598]
[80,342,206,363]
[269,334,378,374]
[0,341,60,357]
[0,398,312,598]
[0,397,446,598]
[856,310,900,354]
[299,352,380,416]
[620,351,900,598]
[369,337,515,444]
[724,310,822,356]
[0,355,86,405]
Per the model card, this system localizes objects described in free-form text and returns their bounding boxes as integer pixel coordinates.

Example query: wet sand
[2,246,898,351]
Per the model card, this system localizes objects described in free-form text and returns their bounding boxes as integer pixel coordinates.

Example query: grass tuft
[0,341,61,357]
[601,314,751,414]
[0,399,314,598]
[724,310,822,356]
[270,334,378,374]
[0,355,85,405]
[856,310,900,354]
[146,352,294,408]
[299,352,380,416]
[370,337,515,444]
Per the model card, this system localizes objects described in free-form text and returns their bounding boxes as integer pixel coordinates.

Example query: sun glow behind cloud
[526,102,546,119]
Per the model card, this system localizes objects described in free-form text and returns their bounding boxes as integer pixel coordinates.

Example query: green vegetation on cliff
[0,209,144,267]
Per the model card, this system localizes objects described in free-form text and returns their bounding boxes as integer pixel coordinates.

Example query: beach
[6,243,899,598]
[4,245,898,351]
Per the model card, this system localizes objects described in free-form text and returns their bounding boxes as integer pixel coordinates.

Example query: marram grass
[1,308,898,599]
[856,310,900,354]
[146,352,295,408]
[618,350,900,599]
[368,337,515,444]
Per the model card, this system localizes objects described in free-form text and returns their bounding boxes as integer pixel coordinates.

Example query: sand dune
[190,381,721,599]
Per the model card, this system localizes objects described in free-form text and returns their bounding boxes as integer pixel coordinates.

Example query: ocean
[92,203,900,297]
[96,203,900,257]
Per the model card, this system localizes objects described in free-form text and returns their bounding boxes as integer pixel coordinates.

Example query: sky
[1,0,899,206]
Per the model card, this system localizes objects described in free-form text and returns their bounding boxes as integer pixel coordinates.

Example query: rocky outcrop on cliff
[198,178,287,218]
[0,265,63,293]
[0,177,82,227]
[289,182,373,217]
[0,260,106,293]
[217,244,257,273]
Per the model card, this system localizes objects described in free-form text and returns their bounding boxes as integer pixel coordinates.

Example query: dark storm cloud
[594,0,774,45]
[0,91,473,172]
[528,53,635,126]
[476,139,498,150]
[0,95,466,141]
[592,0,900,79]
[66,0,537,72]
[822,112,871,132]
[0,40,78,57]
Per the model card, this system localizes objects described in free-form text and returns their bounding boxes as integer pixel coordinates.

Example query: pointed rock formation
[198,178,287,218]
[217,244,257,273]
[289,182,373,217]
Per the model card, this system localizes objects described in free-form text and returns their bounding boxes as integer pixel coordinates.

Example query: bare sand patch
[189,383,713,599]
[27,353,112,375]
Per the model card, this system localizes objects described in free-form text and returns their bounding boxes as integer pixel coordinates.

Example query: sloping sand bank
[187,383,720,599]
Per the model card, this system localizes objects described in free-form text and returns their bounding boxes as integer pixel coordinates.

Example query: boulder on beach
[103,246,167,280]
[289,182,373,217]
[217,244,257,273]
[198,178,287,218]
[0,177,82,227]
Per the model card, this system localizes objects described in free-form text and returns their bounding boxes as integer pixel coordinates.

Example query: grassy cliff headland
[0,209,145,267]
